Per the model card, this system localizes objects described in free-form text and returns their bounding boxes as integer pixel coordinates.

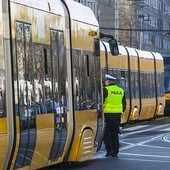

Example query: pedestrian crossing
[95,124,170,158]
[122,125,150,131]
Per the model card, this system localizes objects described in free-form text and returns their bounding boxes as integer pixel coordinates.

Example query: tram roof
[100,42,137,56]
[118,46,128,55]
[100,41,110,52]
[120,46,138,56]
[11,0,98,26]
[152,52,163,60]
[136,49,154,59]
[100,41,162,60]
[65,0,98,26]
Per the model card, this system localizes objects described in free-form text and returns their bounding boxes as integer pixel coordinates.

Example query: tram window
[87,53,96,108]
[148,73,152,98]
[94,38,100,56]
[86,55,90,77]
[158,72,165,97]
[121,71,125,78]
[80,54,87,110]
[146,73,149,98]
[51,30,66,114]
[44,48,48,74]
[161,73,165,96]
[150,73,153,98]
[151,73,155,98]
[33,44,52,114]
[141,72,145,98]
[95,55,101,113]
[0,70,6,118]
[72,50,97,110]
[33,43,43,110]
[123,70,129,99]
[131,71,135,99]
[58,32,67,113]
[134,71,139,98]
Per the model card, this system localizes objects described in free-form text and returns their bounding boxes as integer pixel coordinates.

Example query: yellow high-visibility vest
[104,85,124,113]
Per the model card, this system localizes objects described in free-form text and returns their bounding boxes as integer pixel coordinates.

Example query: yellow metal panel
[156,96,165,116]
[100,52,106,67]
[11,2,64,44]
[121,100,130,124]
[10,117,20,170]
[71,21,99,51]
[16,116,20,133]
[75,110,97,123]
[0,134,7,169]
[36,114,54,129]
[130,56,138,70]
[0,119,9,169]
[30,114,54,169]
[68,110,97,162]
[10,3,31,38]
[139,98,156,120]
[0,118,7,134]
[76,129,94,162]
[101,53,128,70]
[140,59,154,71]
[108,54,128,69]
[31,128,54,169]
[68,133,81,161]
[156,60,164,72]
[165,93,170,100]
[129,99,140,121]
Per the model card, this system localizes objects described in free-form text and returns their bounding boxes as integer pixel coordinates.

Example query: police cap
[105,74,116,81]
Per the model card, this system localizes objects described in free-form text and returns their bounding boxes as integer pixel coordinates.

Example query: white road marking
[140,144,170,149]
[94,124,170,162]
[123,124,170,137]
[123,125,150,131]
[120,141,135,145]
[120,152,170,159]
[159,127,170,131]
[119,158,170,163]
[162,135,170,142]
[120,134,165,151]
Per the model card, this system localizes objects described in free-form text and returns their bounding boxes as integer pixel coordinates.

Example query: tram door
[49,30,67,161]
[14,22,36,168]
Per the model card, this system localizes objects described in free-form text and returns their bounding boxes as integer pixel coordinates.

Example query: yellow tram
[0,0,103,169]
[100,41,165,124]
[0,0,166,169]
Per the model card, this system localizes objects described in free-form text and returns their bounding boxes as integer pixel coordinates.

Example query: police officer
[103,74,126,157]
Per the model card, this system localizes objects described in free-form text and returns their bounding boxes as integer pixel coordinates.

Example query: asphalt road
[45,117,170,170]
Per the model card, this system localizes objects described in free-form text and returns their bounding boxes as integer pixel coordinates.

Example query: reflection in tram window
[15,22,36,168]
[33,44,53,114]
[44,79,52,113]
[72,50,99,111]
[0,70,6,118]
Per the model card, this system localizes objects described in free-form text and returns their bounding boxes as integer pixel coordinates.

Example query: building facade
[74,0,170,58]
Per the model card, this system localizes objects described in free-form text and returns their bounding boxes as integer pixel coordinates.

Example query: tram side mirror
[94,39,100,57]
[109,39,119,56]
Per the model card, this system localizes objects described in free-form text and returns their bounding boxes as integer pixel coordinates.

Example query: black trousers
[104,113,121,154]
